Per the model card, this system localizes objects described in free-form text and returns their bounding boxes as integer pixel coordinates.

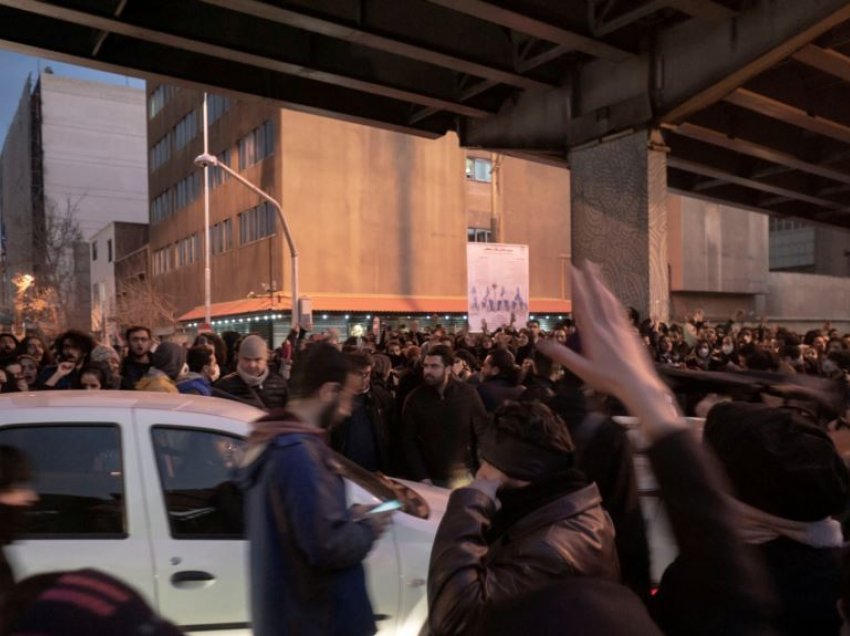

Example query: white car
[0,391,447,636]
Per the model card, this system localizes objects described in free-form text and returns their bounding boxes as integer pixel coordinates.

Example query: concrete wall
[280,108,466,299]
[499,155,571,302]
[668,195,769,295]
[0,81,35,317]
[90,223,116,331]
[814,225,850,277]
[40,74,149,240]
[765,272,850,333]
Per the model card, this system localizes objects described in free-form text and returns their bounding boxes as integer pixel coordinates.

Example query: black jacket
[401,378,487,483]
[121,358,151,390]
[330,384,395,473]
[476,376,525,412]
[428,480,619,635]
[213,370,288,411]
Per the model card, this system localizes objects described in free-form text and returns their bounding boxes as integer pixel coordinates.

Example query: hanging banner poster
[467,243,529,332]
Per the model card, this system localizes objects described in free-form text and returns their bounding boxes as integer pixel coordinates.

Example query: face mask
[722,345,734,355]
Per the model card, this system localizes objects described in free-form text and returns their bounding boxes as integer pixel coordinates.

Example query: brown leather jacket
[427,482,620,635]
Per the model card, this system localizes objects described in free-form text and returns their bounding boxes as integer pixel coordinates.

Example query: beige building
[146,85,571,341]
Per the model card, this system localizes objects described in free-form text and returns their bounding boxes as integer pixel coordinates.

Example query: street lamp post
[193,153,300,329]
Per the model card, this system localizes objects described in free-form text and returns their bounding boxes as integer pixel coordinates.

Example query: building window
[239,202,276,245]
[174,110,199,151]
[107,239,113,263]
[207,94,232,125]
[238,120,275,170]
[91,240,98,261]
[466,157,492,183]
[211,219,233,254]
[769,218,816,272]
[148,85,178,120]
[467,227,492,243]
[210,149,231,188]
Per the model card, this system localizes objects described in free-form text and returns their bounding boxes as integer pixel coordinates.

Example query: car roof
[0,391,266,422]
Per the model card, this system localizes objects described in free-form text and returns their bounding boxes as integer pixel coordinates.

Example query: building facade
[0,71,148,332]
[146,85,572,341]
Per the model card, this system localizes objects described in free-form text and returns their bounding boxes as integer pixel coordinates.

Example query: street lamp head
[194,153,218,168]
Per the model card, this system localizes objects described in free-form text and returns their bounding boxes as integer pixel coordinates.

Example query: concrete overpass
[3,0,850,318]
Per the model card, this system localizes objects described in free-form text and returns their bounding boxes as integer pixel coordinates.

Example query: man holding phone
[239,343,392,636]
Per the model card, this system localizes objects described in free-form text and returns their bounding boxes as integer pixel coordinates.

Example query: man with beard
[214,335,287,410]
[401,345,487,487]
[121,326,153,390]
[0,334,20,368]
[37,330,94,390]
[330,351,394,473]
[237,343,391,636]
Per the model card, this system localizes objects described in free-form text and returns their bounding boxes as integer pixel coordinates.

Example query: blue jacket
[238,420,378,636]
[176,373,213,396]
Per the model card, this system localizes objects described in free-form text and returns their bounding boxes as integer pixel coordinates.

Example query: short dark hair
[289,343,355,399]
[80,363,108,387]
[186,345,213,373]
[55,330,95,357]
[346,351,373,372]
[125,326,151,342]
[424,344,453,367]
[491,401,574,455]
[487,348,516,375]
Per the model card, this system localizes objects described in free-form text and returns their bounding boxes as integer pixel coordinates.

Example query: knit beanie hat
[704,401,850,521]
[4,568,183,635]
[150,342,186,381]
[90,345,120,365]
[477,401,574,481]
[239,335,268,360]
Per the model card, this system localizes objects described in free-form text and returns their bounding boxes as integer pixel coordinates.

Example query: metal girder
[462,0,850,150]
[791,44,850,83]
[660,0,736,20]
[659,0,850,122]
[592,0,668,37]
[0,21,453,140]
[409,42,571,126]
[2,0,492,119]
[197,0,550,91]
[667,156,850,212]
[668,122,850,186]
[425,0,632,61]
[724,88,850,146]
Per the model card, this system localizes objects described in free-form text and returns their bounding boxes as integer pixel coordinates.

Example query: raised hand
[536,263,684,442]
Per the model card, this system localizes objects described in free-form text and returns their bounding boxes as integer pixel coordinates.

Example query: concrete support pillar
[569,129,669,322]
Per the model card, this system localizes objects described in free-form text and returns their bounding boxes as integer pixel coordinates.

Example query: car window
[151,427,246,539]
[0,425,125,538]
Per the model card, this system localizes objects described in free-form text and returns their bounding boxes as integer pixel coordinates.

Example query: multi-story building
[0,70,148,331]
[90,221,148,341]
[146,85,572,342]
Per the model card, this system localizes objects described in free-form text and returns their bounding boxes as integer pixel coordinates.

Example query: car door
[132,408,251,634]
[0,408,156,603]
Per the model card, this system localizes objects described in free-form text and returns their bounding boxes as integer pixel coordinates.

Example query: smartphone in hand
[355,500,403,520]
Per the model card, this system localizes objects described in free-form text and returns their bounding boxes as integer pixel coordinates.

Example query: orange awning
[178,295,571,322]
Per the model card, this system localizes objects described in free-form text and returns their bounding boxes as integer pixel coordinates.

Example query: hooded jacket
[237,413,379,636]
[427,480,619,635]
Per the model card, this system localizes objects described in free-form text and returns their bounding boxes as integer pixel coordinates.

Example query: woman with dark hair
[193,332,226,382]
[79,364,109,391]
[0,446,37,602]
[20,336,53,370]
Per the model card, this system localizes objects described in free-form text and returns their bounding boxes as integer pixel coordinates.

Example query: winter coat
[121,359,150,390]
[427,481,620,635]
[476,376,525,412]
[237,420,378,636]
[330,384,394,473]
[177,373,213,396]
[135,373,178,393]
[213,370,287,410]
[401,378,487,483]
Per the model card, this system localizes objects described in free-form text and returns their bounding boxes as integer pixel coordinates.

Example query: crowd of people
[1,283,850,635]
